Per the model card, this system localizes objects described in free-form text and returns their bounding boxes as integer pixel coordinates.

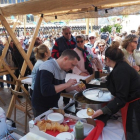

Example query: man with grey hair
[51,26,76,58]
[51,26,76,105]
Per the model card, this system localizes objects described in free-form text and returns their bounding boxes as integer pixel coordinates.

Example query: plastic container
[75,120,84,140]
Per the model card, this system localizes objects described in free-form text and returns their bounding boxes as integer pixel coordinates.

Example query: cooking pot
[73,87,113,110]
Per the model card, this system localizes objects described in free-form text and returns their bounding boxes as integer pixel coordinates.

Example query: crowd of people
[0,25,140,139]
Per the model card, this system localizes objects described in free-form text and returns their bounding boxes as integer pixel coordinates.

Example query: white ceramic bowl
[47,113,64,123]
[56,132,74,140]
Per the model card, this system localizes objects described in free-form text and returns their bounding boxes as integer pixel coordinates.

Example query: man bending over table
[32,49,84,117]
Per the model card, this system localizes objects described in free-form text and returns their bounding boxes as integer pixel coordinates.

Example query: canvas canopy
[0,0,140,21]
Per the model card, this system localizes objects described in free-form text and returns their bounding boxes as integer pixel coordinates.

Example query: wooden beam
[0,0,137,17]
[86,18,89,34]
[6,15,43,118]
[19,15,43,77]
[0,70,15,76]
[0,79,15,85]
[0,60,29,118]
[0,21,18,70]
[0,14,33,71]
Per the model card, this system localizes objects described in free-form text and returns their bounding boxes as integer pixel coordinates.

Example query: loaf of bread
[87,108,94,116]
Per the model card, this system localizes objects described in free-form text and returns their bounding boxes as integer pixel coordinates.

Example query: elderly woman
[121,34,140,72]
[73,35,103,76]
[92,39,110,72]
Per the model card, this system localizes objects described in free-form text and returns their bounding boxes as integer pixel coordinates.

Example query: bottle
[75,120,84,140]
[132,59,136,66]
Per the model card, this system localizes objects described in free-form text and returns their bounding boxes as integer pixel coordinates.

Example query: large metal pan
[73,92,107,110]
[83,88,114,102]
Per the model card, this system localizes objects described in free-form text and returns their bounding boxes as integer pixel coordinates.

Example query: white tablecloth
[21,73,90,85]
[98,118,125,140]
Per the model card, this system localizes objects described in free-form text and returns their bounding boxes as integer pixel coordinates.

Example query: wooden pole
[86,18,89,34]
[90,18,93,33]
[0,21,18,70]
[0,14,33,71]
[19,14,43,77]
[6,14,43,118]
[95,18,98,26]
[24,15,26,36]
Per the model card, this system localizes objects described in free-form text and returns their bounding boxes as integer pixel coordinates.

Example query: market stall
[0,0,140,139]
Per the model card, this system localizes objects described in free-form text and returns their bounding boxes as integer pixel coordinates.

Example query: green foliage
[114,24,122,33]
[101,24,122,33]
[100,25,112,33]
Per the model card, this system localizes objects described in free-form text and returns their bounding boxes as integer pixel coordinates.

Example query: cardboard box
[29,108,92,140]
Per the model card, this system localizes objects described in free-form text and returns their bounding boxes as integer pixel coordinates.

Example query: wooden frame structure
[0,13,43,118]
[0,0,139,118]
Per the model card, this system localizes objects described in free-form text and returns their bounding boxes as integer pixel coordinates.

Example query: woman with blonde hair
[30,44,51,97]
[121,34,140,72]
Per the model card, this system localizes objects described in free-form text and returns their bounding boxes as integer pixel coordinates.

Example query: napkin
[84,120,105,140]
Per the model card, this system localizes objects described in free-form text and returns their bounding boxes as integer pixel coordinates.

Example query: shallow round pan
[82,88,114,102]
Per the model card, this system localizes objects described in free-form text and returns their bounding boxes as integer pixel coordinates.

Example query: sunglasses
[65,32,71,35]
[77,40,84,43]
[89,37,95,40]
[132,41,138,44]
[99,45,105,47]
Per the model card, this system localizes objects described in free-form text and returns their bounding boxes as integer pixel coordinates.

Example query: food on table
[78,81,85,88]
[36,120,69,132]
[87,108,94,116]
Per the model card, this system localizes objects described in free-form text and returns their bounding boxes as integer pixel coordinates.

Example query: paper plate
[56,132,74,140]
[73,123,94,136]
[76,109,93,118]
[47,113,64,123]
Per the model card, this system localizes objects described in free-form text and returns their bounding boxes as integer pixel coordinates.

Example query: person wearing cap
[85,32,96,48]
[101,33,110,47]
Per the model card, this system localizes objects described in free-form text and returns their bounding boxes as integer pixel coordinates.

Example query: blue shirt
[31,59,44,90]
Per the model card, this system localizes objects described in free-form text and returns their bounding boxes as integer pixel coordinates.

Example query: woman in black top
[92,45,140,140]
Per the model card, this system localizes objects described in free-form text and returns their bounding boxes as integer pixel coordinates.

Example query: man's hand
[92,109,103,119]
[66,79,77,87]
[133,65,139,72]
[80,72,89,76]
[74,84,86,92]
